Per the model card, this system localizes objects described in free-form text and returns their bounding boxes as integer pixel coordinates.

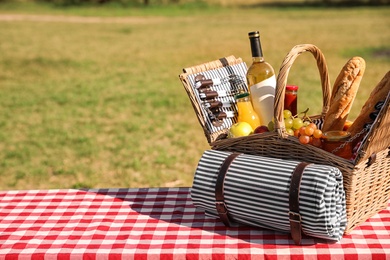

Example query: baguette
[348,70,390,138]
[322,57,366,132]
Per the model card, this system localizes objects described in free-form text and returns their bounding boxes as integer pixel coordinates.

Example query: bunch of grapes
[282,109,323,147]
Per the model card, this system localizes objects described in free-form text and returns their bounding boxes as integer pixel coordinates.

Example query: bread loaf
[348,70,390,138]
[322,57,366,132]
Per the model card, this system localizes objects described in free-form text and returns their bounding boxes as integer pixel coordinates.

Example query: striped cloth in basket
[190,150,347,241]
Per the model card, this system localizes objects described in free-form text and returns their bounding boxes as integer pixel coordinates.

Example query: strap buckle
[289,211,302,223]
[215,201,228,215]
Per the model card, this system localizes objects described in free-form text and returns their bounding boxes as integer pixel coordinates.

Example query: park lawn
[0,3,389,190]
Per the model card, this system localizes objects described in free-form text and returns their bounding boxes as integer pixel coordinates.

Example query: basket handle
[274,44,332,137]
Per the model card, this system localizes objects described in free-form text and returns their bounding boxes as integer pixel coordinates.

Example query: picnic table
[0,187,389,259]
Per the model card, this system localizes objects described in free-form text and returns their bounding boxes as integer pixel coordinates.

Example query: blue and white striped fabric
[190,150,347,241]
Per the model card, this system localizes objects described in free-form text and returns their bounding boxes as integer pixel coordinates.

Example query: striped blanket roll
[190,150,347,241]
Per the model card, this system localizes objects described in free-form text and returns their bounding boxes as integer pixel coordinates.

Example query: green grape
[268,120,275,131]
[303,121,310,127]
[284,118,293,129]
[286,128,294,136]
[283,110,292,119]
[292,118,304,130]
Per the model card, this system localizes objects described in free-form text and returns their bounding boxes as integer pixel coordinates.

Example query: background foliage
[0,1,389,190]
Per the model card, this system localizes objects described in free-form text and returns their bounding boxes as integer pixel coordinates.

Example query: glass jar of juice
[284,85,298,116]
[235,92,261,130]
[322,131,353,160]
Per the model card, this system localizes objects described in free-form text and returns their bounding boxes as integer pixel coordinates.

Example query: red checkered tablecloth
[0,187,389,259]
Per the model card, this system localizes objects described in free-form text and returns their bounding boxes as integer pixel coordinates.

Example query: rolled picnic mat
[190,150,347,242]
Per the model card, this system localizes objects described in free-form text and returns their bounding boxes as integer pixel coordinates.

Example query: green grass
[0,2,389,190]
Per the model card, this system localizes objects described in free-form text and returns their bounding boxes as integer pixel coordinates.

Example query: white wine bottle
[246,31,276,126]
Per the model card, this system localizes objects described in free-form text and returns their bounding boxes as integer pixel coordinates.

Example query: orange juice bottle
[235,92,261,130]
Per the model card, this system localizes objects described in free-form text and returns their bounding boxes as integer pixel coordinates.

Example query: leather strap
[215,153,240,227]
[219,57,235,79]
[219,57,229,67]
[289,162,311,245]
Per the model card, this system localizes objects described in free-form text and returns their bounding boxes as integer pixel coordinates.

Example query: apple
[254,125,269,134]
[228,122,253,138]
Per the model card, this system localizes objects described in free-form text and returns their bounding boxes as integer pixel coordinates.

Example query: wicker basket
[179,44,390,234]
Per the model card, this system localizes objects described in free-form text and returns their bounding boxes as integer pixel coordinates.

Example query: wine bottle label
[250,75,276,125]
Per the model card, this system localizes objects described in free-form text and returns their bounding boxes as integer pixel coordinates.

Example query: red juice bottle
[284,85,298,116]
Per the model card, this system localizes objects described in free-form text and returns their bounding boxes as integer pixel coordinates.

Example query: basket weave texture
[180,44,390,234]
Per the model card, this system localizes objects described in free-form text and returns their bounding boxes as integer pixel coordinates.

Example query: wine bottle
[246,31,276,126]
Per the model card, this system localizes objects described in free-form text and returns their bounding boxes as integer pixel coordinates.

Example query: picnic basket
[179,44,390,234]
